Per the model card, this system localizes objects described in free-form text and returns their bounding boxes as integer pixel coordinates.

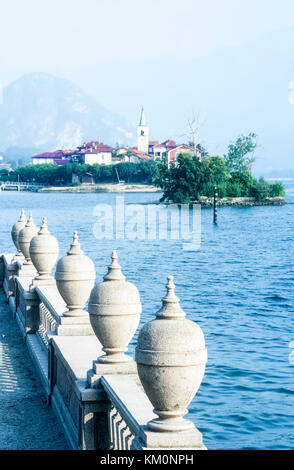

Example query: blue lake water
[0,182,293,450]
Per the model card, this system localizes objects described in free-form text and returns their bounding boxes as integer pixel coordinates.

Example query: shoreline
[38,183,161,193]
[36,184,286,206]
[198,196,285,207]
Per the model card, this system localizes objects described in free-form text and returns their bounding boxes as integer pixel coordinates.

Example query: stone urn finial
[55,231,96,317]
[18,212,39,265]
[156,275,186,319]
[135,276,207,433]
[88,250,142,364]
[68,231,82,255]
[29,217,59,281]
[103,250,126,282]
[11,209,27,260]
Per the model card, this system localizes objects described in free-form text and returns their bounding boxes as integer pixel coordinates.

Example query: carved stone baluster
[120,423,130,450]
[108,407,116,450]
[125,431,134,450]
[112,410,120,450]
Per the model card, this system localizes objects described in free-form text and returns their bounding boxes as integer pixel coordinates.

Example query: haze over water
[0,182,293,449]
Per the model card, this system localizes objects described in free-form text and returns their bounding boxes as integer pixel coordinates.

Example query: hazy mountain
[0,73,135,164]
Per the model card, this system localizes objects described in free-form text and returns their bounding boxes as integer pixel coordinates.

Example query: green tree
[152,146,285,203]
[154,153,205,203]
[226,171,254,197]
[248,177,285,200]
[202,156,228,197]
[224,133,257,174]
[10,164,59,184]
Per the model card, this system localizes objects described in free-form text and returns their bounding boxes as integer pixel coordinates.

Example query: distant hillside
[0,73,135,165]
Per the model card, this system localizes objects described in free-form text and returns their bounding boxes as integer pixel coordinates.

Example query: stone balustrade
[0,209,208,451]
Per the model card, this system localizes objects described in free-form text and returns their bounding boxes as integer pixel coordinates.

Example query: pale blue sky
[1,0,294,74]
[1,0,294,172]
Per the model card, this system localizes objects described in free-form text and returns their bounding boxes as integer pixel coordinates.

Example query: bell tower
[137,107,149,153]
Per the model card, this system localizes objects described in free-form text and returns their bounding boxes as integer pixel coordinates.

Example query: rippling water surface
[0,182,293,449]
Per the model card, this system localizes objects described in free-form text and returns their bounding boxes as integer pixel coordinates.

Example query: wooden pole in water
[213,186,218,224]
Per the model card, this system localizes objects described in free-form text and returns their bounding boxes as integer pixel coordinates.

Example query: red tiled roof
[78,141,113,152]
[159,139,178,149]
[32,140,116,163]
[167,144,191,152]
[85,145,113,154]
[33,150,64,158]
[130,148,152,161]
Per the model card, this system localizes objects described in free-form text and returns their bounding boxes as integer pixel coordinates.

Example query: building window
[141,130,144,136]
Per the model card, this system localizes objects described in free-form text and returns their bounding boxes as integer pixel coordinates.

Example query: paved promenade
[0,290,69,450]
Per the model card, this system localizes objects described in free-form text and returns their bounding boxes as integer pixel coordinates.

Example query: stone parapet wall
[0,242,207,451]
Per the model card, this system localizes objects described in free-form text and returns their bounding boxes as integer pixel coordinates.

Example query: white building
[74,142,113,165]
[137,107,149,153]
[82,147,112,165]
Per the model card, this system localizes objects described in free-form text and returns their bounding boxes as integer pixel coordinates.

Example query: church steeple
[137,106,149,153]
[139,106,147,126]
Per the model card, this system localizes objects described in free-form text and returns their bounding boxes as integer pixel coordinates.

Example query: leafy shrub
[269,182,285,197]
[250,178,271,201]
